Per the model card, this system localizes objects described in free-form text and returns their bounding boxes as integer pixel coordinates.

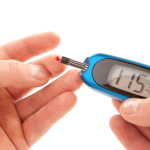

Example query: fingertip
[35,32,61,52]
[111,99,117,106]
[111,99,122,112]
[118,98,148,126]
[64,91,78,109]
[119,98,139,115]
[50,54,66,77]
[49,92,78,120]
[34,54,67,78]
[65,69,83,91]
[45,32,61,49]
[109,114,121,130]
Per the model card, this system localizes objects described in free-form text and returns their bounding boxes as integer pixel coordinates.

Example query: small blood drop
[55,56,60,61]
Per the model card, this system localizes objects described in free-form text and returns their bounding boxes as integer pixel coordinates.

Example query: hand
[110,98,150,150]
[0,32,83,150]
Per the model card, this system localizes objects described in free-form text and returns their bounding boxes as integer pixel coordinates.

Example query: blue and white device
[60,54,150,102]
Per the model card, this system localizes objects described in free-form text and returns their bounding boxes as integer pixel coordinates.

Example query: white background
[0,0,150,150]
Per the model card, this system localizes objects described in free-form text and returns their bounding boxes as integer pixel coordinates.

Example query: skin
[0,32,83,150]
[110,98,150,150]
[2,31,149,150]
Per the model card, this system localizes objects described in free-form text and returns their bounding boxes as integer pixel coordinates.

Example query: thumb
[0,60,50,89]
[120,98,150,127]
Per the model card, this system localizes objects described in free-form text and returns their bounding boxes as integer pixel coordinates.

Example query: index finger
[112,99,122,112]
[0,32,61,61]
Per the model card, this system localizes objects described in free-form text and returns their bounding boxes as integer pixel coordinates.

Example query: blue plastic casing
[80,53,150,102]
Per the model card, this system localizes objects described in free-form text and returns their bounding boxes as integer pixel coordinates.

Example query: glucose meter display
[107,65,150,97]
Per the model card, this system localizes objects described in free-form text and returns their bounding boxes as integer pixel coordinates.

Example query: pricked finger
[7,54,66,101]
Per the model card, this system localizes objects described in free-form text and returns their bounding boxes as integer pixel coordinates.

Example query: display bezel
[92,59,150,98]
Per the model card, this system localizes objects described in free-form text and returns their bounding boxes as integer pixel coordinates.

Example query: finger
[22,91,77,147]
[0,88,29,150]
[0,32,60,61]
[119,98,150,127]
[0,126,16,150]
[135,126,150,142]
[0,59,50,89]
[6,88,35,102]
[112,99,150,145]
[16,69,83,121]
[7,54,66,101]
[110,115,150,150]
[112,99,150,147]
[112,99,122,112]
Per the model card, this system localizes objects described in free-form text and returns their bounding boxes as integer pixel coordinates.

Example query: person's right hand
[0,32,83,150]
[110,98,150,150]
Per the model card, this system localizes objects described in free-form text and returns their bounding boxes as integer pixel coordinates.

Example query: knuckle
[0,60,25,87]
[7,60,22,86]
[7,60,20,74]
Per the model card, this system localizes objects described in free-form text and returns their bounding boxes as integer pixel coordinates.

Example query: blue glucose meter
[60,54,150,102]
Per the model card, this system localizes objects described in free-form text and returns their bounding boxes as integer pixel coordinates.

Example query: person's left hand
[110,98,150,150]
[0,32,83,150]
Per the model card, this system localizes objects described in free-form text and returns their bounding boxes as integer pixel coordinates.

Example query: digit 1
[116,70,123,85]
[134,74,147,93]
[128,73,135,89]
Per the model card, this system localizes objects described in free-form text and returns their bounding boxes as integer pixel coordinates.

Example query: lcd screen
[107,65,150,97]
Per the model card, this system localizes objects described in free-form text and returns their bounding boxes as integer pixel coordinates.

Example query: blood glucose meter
[60,54,150,102]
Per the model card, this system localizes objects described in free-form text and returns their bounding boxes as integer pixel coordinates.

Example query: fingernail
[29,64,48,80]
[122,99,143,114]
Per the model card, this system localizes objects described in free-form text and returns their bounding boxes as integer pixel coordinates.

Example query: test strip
[60,56,88,71]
